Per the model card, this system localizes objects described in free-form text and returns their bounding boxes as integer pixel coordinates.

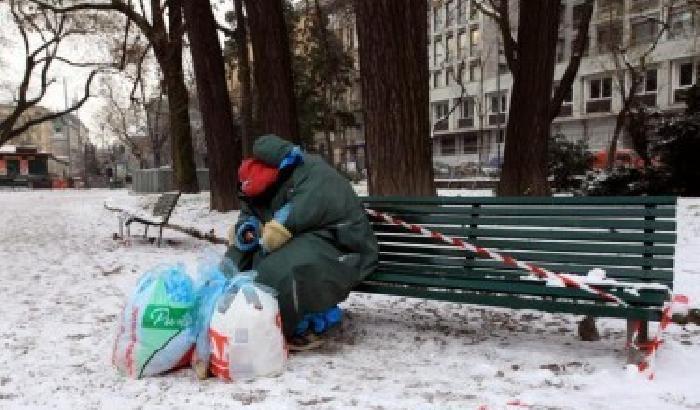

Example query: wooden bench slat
[368,272,669,305]
[370,215,676,231]
[377,244,674,268]
[377,257,674,281]
[375,263,674,286]
[367,205,676,218]
[376,235,676,255]
[363,196,677,206]
[355,283,662,321]
[372,224,677,243]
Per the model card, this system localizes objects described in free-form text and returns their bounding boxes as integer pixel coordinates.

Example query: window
[572,33,589,57]
[447,34,456,62]
[630,16,659,45]
[589,77,612,99]
[556,38,565,63]
[597,20,622,53]
[572,3,587,27]
[458,0,467,22]
[446,67,454,85]
[433,71,444,88]
[458,30,468,57]
[679,62,694,87]
[441,136,456,155]
[470,61,481,82]
[446,0,455,27]
[587,76,613,112]
[598,0,624,17]
[434,102,449,121]
[469,2,479,20]
[434,36,444,65]
[490,93,507,113]
[669,10,696,39]
[458,65,466,84]
[469,27,480,54]
[498,63,509,75]
[644,69,657,92]
[629,0,659,14]
[433,7,444,31]
[461,98,474,119]
[463,134,478,154]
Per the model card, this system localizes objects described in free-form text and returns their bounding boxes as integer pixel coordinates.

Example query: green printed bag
[112,264,196,378]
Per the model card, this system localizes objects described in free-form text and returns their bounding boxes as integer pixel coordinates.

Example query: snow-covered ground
[1,189,699,410]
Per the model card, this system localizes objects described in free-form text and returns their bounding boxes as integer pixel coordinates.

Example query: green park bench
[358,196,678,361]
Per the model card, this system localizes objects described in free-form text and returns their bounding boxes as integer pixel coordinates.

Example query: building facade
[0,104,88,178]
[429,0,700,170]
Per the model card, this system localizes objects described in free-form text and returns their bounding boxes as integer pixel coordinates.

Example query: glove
[234,217,261,252]
[261,220,292,252]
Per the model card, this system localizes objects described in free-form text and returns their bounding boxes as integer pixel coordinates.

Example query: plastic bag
[191,258,287,381]
[112,264,196,378]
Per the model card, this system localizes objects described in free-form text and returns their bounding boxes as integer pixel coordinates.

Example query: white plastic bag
[207,276,287,381]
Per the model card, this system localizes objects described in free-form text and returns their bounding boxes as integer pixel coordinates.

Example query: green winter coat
[223,135,378,337]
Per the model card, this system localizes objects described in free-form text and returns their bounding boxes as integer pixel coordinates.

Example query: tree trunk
[235,0,254,157]
[244,0,300,143]
[162,68,199,193]
[154,0,198,193]
[354,0,435,196]
[498,2,561,196]
[183,0,241,211]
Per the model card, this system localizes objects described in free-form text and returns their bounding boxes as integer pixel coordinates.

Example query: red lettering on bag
[209,328,230,380]
[125,307,138,377]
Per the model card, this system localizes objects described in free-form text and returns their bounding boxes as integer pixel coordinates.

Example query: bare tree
[0,2,101,147]
[600,2,675,169]
[33,0,200,192]
[475,0,594,195]
[96,77,151,168]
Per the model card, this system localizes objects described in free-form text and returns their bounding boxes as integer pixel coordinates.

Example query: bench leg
[157,226,163,247]
[144,225,149,238]
[626,320,649,365]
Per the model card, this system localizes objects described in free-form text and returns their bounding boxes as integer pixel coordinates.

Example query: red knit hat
[238,158,279,197]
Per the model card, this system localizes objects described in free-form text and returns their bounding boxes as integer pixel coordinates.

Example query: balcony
[458,117,474,128]
[557,104,573,117]
[488,113,506,125]
[586,99,612,113]
[433,119,449,131]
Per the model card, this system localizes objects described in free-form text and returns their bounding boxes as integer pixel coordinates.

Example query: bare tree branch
[550,0,594,120]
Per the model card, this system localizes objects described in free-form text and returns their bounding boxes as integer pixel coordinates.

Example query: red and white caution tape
[634,294,689,380]
[365,208,628,306]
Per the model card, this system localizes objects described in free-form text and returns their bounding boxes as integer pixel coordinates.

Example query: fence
[131,167,210,193]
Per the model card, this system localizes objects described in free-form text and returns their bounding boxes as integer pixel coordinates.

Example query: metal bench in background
[124,192,181,247]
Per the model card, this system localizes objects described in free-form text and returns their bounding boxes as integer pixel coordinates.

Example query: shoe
[287,332,325,352]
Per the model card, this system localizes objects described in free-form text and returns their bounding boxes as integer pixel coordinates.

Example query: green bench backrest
[361,196,676,311]
[153,192,181,220]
